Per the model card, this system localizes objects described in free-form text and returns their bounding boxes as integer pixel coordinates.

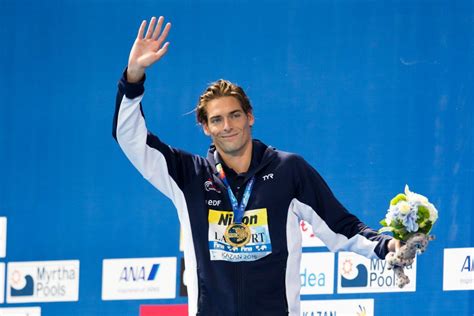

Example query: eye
[231,112,242,119]
[210,117,222,124]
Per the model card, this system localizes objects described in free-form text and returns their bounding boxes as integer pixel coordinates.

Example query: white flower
[398,201,411,215]
[402,209,419,232]
[427,202,438,223]
[385,210,393,226]
[404,185,438,224]
[405,185,429,204]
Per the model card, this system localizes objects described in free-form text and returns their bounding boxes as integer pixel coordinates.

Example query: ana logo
[119,264,160,282]
[204,179,221,193]
[262,173,274,181]
[461,255,473,273]
[341,259,368,287]
[10,270,34,297]
[102,257,177,300]
[443,248,474,291]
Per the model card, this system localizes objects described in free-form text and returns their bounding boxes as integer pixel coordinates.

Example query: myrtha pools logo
[340,258,368,288]
[337,252,416,293]
[10,271,34,296]
[7,260,80,303]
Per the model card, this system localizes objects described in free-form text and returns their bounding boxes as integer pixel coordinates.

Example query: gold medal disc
[224,223,251,247]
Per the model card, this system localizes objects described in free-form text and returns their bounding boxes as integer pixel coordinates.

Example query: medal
[224,223,251,247]
[214,151,255,248]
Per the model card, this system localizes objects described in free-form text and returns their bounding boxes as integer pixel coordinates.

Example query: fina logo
[340,258,368,287]
[10,270,34,297]
[119,264,160,282]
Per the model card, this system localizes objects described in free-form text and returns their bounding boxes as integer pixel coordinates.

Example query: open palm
[127,16,171,82]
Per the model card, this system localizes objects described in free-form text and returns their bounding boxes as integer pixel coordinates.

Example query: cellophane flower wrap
[379,185,438,241]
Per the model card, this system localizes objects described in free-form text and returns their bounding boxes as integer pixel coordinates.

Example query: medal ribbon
[214,153,255,224]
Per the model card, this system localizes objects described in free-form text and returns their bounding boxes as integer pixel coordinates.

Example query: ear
[247,111,255,127]
[202,122,211,136]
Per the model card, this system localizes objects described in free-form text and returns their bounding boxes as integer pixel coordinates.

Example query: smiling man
[113,16,398,316]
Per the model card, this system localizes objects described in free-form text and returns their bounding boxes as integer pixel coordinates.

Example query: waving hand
[127,16,171,83]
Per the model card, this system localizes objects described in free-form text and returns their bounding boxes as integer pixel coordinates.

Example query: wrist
[387,238,401,253]
[126,66,145,83]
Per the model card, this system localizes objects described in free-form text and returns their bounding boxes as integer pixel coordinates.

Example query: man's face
[202,96,254,156]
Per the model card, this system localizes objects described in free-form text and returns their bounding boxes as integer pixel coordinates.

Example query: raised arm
[127,16,171,83]
[114,16,201,202]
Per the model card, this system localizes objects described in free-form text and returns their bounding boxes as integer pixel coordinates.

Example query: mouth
[220,133,239,140]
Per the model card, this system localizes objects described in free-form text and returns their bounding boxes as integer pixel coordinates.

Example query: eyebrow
[209,109,243,121]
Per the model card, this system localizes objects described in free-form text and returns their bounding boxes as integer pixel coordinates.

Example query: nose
[223,117,232,132]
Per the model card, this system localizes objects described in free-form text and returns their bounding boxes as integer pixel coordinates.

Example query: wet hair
[196,79,252,124]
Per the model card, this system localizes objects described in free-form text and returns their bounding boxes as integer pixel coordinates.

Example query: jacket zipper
[236,263,243,316]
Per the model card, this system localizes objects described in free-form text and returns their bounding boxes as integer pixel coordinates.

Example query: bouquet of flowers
[379,185,438,288]
[379,185,438,240]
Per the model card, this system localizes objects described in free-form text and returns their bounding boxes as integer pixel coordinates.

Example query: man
[113,16,398,316]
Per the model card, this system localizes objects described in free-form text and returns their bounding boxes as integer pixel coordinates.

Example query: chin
[218,142,245,155]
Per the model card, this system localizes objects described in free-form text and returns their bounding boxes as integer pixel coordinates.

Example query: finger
[153,42,170,61]
[145,16,157,39]
[156,22,171,47]
[395,240,402,252]
[137,20,147,39]
[152,16,164,40]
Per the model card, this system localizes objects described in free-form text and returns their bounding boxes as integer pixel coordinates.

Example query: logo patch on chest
[204,179,221,193]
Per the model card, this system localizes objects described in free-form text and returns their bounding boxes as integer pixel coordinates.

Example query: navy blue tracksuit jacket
[113,72,391,316]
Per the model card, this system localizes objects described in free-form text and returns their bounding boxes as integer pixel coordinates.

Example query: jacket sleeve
[112,69,201,204]
[289,155,391,259]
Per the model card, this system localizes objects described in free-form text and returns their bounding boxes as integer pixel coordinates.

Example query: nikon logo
[218,213,257,226]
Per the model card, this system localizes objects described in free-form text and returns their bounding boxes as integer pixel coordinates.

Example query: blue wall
[0,0,472,315]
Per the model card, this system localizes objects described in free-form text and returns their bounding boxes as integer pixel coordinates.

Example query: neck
[218,141,253,174]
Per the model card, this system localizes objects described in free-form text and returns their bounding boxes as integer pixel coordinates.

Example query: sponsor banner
[139,304,188,316]
[443,247,474,291]
[6,260,80,303]
[337,252,416,293]
[301,299,374,316]
[0,263,4,304]
[208,208,272,262]
[300,253,334,295]
[179,257,187,297]
[0,217,6,258]
[0,307,41,316]
[102,257,177,300]
[300,221,325,248]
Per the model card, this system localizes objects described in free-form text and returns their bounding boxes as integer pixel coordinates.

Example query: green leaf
[393,231,403,240]
[424,221,433,234]
[418,205,430,219]
[390,193,407,206]
[380,219,388,227]
[393,221,405,230]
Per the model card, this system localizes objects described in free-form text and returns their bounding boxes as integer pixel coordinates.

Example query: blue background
[0,0,472,315]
